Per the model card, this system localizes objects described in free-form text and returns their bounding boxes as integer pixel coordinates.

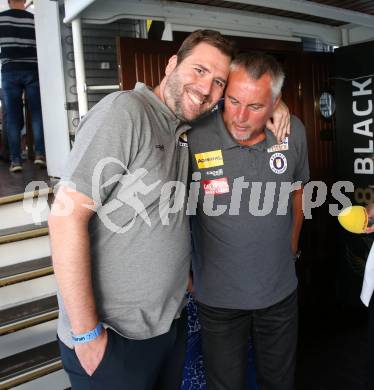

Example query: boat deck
[0,159,51,199]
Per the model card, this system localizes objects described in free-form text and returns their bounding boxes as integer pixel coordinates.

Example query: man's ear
[165,55,178,76]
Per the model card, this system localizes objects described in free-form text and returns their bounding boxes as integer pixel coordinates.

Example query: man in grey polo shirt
[48,30,235,390]
[189,52,309,390]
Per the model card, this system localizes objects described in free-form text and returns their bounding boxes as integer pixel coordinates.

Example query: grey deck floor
[0,159,50,198]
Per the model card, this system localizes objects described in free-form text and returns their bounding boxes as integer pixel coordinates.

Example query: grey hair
[230,52,285,101]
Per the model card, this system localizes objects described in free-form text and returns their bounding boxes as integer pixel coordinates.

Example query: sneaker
[9,162,23,172]
[34,154,47,167]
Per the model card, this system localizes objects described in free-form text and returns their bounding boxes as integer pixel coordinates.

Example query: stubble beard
[231,128,253,142]
[234,133,251,142]
[164,72,211,123]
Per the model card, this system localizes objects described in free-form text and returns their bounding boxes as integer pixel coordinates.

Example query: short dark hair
[231,52,285,100]
[176,29,236,65]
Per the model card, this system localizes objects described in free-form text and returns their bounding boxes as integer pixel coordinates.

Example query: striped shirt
[0,9,37,72]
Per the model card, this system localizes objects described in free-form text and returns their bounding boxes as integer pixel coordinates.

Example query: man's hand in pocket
[75,328,108,376]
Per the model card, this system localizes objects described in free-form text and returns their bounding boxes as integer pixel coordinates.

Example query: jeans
[59,308,188,390]
[1,70,45,163]
[197,290,298,390]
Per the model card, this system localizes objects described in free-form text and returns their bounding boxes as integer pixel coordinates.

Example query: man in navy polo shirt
[188,52,309,390]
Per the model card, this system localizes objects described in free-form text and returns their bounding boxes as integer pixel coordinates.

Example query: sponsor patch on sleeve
[195,150,224,169]
[202,177,229,195]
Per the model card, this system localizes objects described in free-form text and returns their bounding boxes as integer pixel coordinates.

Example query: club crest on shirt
[269,153,287,174]
[267,137,289,153]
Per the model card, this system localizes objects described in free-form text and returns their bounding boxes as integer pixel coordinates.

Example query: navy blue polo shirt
[188,107,309,309]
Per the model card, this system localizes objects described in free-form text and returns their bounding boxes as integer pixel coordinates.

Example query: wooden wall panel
[116,37,180,90]
[299,52,338,306]
[301,52,335,183]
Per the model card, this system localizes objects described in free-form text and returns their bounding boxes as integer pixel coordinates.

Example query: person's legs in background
[0,92,9,162]
[1,71,24,171]
[20,125,27,160]
[24,69,46,166]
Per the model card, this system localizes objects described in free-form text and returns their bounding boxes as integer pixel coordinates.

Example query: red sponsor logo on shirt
[202,177,229,195]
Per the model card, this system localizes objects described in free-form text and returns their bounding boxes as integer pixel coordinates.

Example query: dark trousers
[1,70,45,163]
[197,290,298,390]
[59,309,187,390]
[367,296,374,390]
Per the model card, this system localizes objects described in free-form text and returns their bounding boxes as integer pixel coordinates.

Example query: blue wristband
[71,323,103,344]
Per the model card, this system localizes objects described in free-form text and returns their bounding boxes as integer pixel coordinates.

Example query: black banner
[335,41,374,307]
[335,42,374,194]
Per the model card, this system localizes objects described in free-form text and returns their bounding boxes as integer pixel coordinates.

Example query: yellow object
[338,205,368,234]
[146,20,152,32]
[195,150,224,169]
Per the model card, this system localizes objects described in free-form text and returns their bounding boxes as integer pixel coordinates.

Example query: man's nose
[198,76,214,96]
[237,107,249,123]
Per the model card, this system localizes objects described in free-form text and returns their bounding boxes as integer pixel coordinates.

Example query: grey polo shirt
[57,83,192,348]
[188,108,309,310]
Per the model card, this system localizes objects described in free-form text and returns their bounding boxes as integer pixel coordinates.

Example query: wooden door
[298,52,337,306]
[116,37,180,90]
[300,52,335,183]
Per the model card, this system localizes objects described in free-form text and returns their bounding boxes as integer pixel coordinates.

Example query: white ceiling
[61,0,374,46]
[0,1,8,11]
